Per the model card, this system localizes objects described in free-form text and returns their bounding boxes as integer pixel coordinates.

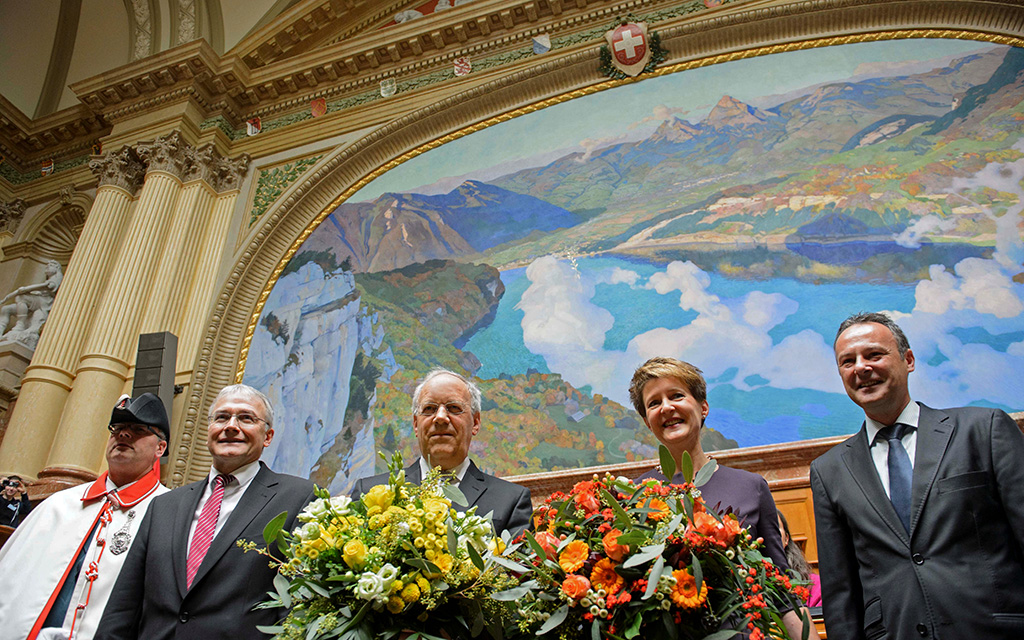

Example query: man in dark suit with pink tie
[811,312,1024,640]
[96,384,314,640]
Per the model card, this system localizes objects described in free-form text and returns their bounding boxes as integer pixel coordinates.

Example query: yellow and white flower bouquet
[247,454,518,640]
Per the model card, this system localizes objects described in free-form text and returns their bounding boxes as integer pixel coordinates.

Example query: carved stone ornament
[135,130,190,178]
[58,185,75,205]
[89,147,146,194]
[182,143,219,185]
[213,153,251,193]
[0,199,27,235]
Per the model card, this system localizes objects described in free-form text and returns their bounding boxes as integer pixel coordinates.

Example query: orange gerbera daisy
[590,557,624,595]
[558,540,590,573]
[644,496,670,521]
[670,568,708,609]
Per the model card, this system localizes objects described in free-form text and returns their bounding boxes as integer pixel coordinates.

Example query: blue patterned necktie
[877,423,914,533]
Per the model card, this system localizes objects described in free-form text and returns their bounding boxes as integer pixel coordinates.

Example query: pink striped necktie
[186,473,234,588]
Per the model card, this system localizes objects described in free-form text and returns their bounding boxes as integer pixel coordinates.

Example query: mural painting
[243,39,1024,494]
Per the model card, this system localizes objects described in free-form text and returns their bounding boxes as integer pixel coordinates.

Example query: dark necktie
[186,474,233,587]
[877,424,913,533]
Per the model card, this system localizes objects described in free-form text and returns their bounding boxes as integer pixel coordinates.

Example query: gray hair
[411,368,482,415]
[210,383,274,429]
[834,311,911,357]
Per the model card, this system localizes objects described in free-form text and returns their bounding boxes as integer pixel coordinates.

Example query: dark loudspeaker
[133,332,178,428]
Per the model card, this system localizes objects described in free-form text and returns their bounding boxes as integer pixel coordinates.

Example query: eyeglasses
[108,423,162,438]
[210,411,267,427]
[417,402,468,417]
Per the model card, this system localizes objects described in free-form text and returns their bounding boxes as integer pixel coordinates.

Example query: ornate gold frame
[170,0,1024,486]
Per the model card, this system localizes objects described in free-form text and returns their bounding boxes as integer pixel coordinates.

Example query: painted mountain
[315,180,581,272]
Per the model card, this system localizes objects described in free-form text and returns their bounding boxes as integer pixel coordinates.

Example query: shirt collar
[419,456,471,483]
[82,459,163,508]
[866,400,920,446]
[208,459,261,487]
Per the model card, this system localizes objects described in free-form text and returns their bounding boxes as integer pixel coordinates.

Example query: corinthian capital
[182,143,218,185]
[89,146,146,194]
[0,199,27,235]
[213,153,251,193]
[135,130,191,178]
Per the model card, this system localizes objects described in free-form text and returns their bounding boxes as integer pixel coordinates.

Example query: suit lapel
[841,425,910,547]
[189,463,278,591]
[407,461,422,485]
[174,479,207,598]
[909,404,953,535]
[459,461,488,514]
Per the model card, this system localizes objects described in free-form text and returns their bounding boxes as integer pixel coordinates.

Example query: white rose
[378,563,399,583]
[355,572,385,600]
[299,498,330,522]
[329,495,353,512]
[299,522,320,541]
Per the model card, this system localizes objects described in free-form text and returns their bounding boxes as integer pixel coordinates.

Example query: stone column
[0,149,145,484]
[138,144,220,334]
[41,131,190,489]
[176,152,250,371]
[169,153,249,469]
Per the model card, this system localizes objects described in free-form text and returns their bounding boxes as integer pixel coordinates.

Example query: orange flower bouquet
[492,447,809,640]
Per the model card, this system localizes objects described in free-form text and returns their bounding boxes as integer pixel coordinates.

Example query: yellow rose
[342,539,367,570]
[363,485,394,517]
[433,553,454,575]
[488,537,507,554]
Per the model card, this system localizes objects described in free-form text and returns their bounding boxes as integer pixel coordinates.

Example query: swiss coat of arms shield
[605,22,651,77]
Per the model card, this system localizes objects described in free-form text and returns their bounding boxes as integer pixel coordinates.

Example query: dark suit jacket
[95,462,315,640]
[810,404,1024,640]
[350,458,532,537]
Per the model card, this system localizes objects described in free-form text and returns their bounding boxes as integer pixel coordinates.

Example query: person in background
[629,356,819,640]
[776,509,822,607]
[0,474,31,527]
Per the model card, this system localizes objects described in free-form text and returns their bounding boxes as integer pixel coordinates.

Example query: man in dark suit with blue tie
[351,368,532,537]
[810,312,1024,640]
[96,384,314,640]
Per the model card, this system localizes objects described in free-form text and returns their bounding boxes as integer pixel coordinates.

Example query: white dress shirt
[419,456,471,485]
[187,460,262,548]
[864,401,920,498]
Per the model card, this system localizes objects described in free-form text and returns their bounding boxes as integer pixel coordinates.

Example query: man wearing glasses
[351,368,532,536]
[0,393,170,640]
[96,384,314,640]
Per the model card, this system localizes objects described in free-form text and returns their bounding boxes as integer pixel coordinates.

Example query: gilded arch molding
[171,0,1024,485]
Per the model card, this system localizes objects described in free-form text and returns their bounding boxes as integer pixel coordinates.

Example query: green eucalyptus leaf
[467,541,485,572]
[623,543,665,569]
[600,488,632,526]
[537,604,568,635]
[443,482,469,507]
[262,511,289,546]
[691,556,703,595]
[700,631,741,640]
[658,446,676,480]
[681,451,694,484]
[643,555,665,600]
[625,611,643,638]
[490,554,531,573]
[274,573,292,609]
[694,459,718,487]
